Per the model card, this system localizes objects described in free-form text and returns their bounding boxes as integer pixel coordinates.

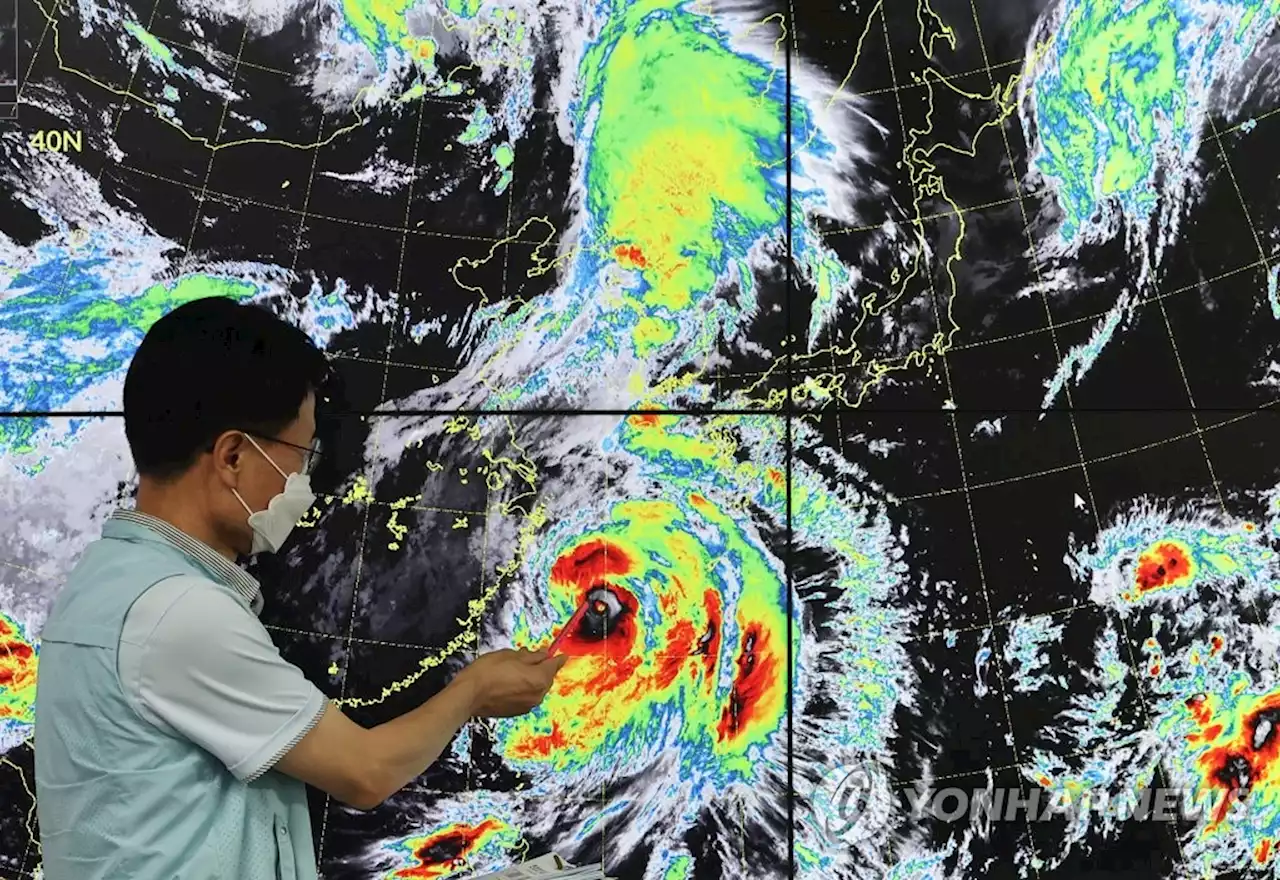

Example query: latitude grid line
[894,401,1280,501]
[4,408,1277,478]
[1213,102,1280,140]
[967,1,1192,872]
[252,594,1093,656]
[146,32,473,112]
[817,194,1018,238]
[2,400,1268,659]
[881,739,1148,793]
[708,251,1278,383]
[264,622,469,653]
[114,161,538,245]
[144,22,1026,105]
[879,8,1043,874]
[14,133,1277,400]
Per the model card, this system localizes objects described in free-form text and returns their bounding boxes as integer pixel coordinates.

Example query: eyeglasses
[251,434,323,476]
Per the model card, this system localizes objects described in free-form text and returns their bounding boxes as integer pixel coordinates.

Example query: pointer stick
[547,599,591,656]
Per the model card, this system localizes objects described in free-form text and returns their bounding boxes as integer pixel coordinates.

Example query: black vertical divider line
[783,3,795,877]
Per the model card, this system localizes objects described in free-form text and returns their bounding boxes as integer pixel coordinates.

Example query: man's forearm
[362,673,477,803]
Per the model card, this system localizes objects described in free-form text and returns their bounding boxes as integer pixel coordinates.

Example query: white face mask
[231,434,316,555]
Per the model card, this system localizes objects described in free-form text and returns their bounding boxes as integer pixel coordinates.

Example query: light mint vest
[34,518,318,880]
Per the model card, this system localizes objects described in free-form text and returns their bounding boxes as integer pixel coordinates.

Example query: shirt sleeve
[118,575,327,783]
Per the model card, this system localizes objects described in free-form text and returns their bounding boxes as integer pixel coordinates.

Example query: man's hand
[455,648,568,717]
[276,647,568,810]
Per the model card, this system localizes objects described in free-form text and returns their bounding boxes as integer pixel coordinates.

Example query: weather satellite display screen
[3,0,1280,877]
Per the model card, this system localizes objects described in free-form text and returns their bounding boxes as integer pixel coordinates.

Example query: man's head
[123,296,331,558]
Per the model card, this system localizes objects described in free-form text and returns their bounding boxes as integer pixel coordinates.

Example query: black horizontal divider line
[5,406,1280,418]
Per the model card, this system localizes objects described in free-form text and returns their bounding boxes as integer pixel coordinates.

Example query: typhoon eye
[580,585,625,638]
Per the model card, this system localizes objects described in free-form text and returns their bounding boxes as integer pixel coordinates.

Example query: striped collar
[109,509,264,615]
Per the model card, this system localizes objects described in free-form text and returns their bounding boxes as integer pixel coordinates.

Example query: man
[33,296,567,879]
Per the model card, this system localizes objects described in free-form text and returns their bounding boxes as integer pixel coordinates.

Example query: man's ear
[209,431,248,486]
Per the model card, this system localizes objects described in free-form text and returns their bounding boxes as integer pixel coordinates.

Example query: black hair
[123,296,333,481]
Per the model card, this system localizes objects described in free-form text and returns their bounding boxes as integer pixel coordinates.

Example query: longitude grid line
[472,164,520,785]
[783,0,795,875]
[855,0,1087,646]
[1,747,36,879]
[315,95,430,869]
[878,8,1042,872]
[12,0,164,491]
[463,477,493,802]
[1162,116,1275,642]
[152,4,347,861]
[289,111,328,274]
[14,0,171,872]
[10,9,56,873]
[603,432,612,875]
[314,488,375,866]
[498,149,516,307]
[15,0,54,106]
[964,1,1192,872]
[462,154,515,798]
[6,0,14,118]
[176,24,250,273]
[378,97,429,419]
